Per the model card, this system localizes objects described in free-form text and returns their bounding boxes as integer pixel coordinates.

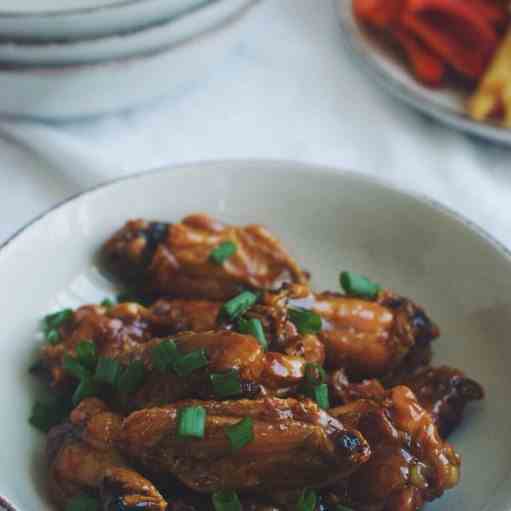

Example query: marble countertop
[1,0,511,249]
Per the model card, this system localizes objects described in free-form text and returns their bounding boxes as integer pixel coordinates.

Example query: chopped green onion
[63,354,90,381]
[46,328,61,345]
[101,298,115,308]
[72,376,98,406]
[221,291,258,320]
[44,309,73,329]
[304,363,326,386]
[212,491,241,511]
[177,406,206,439]
[75,340,97,371]
[288,307,322,334]
[29,398,71,433]
[297,489,317,511]
[151,339,178,372]
[174,349,208,376]
[209,241,238,265]
[312,383,330,410]
[238,317,268,351]
[94,357,121,386]
[210,370,243,398]
[340,271,381,299]
[117,360,146,394]
[225,417,254,451]
[65,495,100,511]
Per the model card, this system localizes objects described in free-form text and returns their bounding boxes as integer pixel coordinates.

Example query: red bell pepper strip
[391,27,445,86]
[401,0,498,79]
[353,0,405,28]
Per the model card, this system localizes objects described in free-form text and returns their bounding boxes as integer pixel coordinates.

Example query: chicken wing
[395,366,484,438]
[119,397,370,494]
[47,398,166,510]
[327,386,460,511]
[103,215,308,301]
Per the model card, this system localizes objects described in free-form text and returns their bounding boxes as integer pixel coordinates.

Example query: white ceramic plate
[0,0,214,42]
[0,0,257,119]
[0,160,510,511]
[336,0,511,146]
[0,0,255,65]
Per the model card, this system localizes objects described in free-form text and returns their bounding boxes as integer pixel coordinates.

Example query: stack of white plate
[0,0,257,119]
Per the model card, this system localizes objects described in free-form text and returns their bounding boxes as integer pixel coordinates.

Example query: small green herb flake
[177,406,207,439]
[151,339,178,372]
[101,298,115,308]
[297,489,317,511]
[72,376,98,406]
[94,357,121,386]
[313,383,330,410]
[212,491,241,511]
[303,363,326,386]
[63,354,90,381]
[174,349,209,377]
[225,416,254,451]
[75,340,97,370]
[340,271,381,299]
[209,241,237,265]
[117,360,146,394]
[288,307,322,334]
[221,291,258,320]
[46,328,61,345]
[238,317,268,351]
[65,495,100,511]
[210,370,242,398]
[44,308,73,329]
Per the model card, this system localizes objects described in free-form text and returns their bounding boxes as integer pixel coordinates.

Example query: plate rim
[2,159,510,265]
[335,0,511,146]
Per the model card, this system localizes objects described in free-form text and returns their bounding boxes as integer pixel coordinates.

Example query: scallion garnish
[221,291,258,320]
[225,417,254,451]
[297,489,317,511]
[63,354,90,381]
[94,357,121,386]
[72,376,98,406]
[340,271,381,299]
[177,406,206,439]
[209,241,237,265]
[212,491,241,511]
[46,328,61,345]
[75,340,97,371]
[288,307,322,334]
[304,363,326,386]
[312,383,330,410]
[65,495,100,511]
[29,398,71,433]
[238,317,268,351]
[44,309,73,329]
[101,298,115,308]
[210,370,243,398]
[117,360,146,394]
[174,349,208,377]
[151,339,178,372]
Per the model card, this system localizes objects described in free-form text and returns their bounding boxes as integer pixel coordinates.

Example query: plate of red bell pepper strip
[337,0,511,143]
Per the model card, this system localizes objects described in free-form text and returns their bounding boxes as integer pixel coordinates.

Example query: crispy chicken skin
[103,215,308,300]
[396,366,484,438]
[328,386,460,511]
[119,398,370,494]
[47,398,166,511]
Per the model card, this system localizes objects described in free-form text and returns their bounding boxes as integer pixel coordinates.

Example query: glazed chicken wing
[103,215,308,301]
[47,398,166,511]
[119,397,370,494]
[327,386,460,511]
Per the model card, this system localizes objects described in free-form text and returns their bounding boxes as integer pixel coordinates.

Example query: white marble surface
[1,0,511,249]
